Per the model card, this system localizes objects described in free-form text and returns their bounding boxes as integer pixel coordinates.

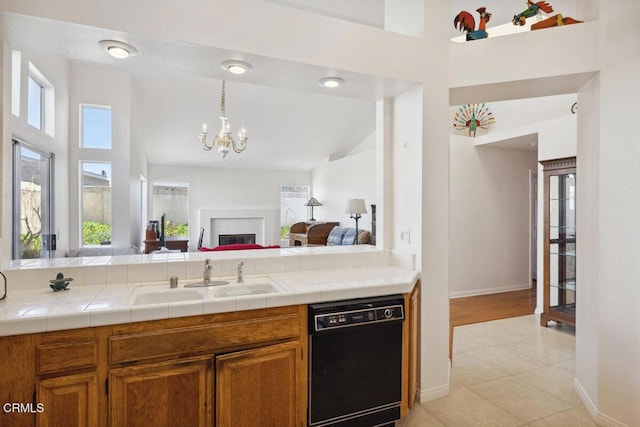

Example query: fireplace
[219,233,256,246]
[199,208,278,248]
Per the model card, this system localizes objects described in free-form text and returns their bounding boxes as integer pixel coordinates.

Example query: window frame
[12,139,54,260]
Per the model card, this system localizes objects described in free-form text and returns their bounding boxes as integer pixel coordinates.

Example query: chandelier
[199,80,248,158]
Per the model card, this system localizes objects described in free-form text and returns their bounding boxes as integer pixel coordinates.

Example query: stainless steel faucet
[203,259,213,285]
[236,261,244,284]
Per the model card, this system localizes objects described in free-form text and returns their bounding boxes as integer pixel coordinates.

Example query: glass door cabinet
[540,157,576,327]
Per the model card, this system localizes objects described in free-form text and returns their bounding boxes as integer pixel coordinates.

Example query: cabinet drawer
[110,312,301,365]
[37,340,98,375]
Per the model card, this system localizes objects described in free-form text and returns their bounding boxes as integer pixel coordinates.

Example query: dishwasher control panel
[310,296,405,332]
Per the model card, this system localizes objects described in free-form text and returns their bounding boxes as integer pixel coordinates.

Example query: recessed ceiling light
[221,60,253,75]
[319,77,345,88]
[99,40,138,59]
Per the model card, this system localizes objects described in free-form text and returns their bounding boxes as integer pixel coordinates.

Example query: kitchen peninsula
[0,246,419,427]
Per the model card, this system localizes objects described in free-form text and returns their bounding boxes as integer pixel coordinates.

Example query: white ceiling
[2,11,415,171]
[3,2,580,170]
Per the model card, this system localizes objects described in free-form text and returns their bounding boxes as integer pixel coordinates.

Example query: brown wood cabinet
[216,341,302,427]
[37,372,98,427]
[109,356,212,427]
[143,237,189,254]
[0,285,418,427]
[540,157,576,327]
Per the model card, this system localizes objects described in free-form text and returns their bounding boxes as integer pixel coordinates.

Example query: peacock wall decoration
[453,103,495,137]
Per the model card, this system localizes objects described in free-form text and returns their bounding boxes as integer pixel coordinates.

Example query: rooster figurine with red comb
[454,7,492,41]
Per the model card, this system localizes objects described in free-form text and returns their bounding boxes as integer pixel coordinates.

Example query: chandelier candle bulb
[202,123,208,133]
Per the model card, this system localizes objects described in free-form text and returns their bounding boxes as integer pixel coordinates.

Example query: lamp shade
[305,197,322,207]
[345,199,367,215]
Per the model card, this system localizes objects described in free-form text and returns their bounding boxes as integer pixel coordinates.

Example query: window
[280,185,310,239]
[81,105,112,149]
[26,62,55,136]
[151,183,189,237]
[27,76,43,129]
[12,50,21,117]
[12,141,53,260]
[82,162,112,245]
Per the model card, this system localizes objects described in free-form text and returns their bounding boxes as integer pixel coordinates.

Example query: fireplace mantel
[199,208,279,248]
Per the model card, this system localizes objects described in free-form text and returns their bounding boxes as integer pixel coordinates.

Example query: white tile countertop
[0,265,419,337]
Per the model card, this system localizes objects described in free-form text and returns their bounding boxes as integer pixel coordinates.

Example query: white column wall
[580,2,640,425]
[575,74,600,418]
[418,0,451,400]
[376,98,394,250]
[0,43,9,266]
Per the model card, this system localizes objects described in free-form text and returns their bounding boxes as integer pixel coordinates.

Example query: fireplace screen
[219,234,256,246]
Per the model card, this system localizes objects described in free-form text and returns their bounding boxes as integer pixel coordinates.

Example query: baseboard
[417,361,451,403]
[417,383,450,402]
[574,378,629,427]
[574,378,598,419]
[449,283,531,298]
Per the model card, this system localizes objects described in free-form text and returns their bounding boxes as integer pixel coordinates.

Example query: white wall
[576,2,640,425]
[0,43,9,267]
[312,142,376,232]
[147,164,310,250]
[449,141,538,296]
[393,86,422,258]
[575,73,600,421]
[129,81,147,247]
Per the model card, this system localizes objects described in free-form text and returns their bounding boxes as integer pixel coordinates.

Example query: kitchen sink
[212,278,282,298]
[131,287,206,306]
[129,277,283,305]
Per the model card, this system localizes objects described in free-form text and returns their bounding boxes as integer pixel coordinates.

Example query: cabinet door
[216,341,301,427]
[37,372,98,427]
[109,356,212,427]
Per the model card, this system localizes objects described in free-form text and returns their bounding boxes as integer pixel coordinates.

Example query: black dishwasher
[308,295,405,427]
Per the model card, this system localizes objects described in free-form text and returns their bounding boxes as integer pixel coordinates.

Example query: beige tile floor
[398,314,597,426]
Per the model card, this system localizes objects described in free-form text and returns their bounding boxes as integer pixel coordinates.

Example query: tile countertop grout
[0,266,419,337]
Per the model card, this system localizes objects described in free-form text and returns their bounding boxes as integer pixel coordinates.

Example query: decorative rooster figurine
[512,1,554,26]
[454,7,492,41]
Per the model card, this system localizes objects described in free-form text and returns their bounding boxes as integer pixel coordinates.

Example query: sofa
[326,226,371,245]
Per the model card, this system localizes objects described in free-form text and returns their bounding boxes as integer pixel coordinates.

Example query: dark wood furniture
[288,222,339,246]
[540,157,576,327]
[144,237,189,254]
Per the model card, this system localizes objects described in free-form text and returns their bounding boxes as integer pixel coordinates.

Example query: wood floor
[449,285,537,358]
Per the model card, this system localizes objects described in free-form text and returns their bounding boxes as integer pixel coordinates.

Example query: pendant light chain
[220,80,226,117]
